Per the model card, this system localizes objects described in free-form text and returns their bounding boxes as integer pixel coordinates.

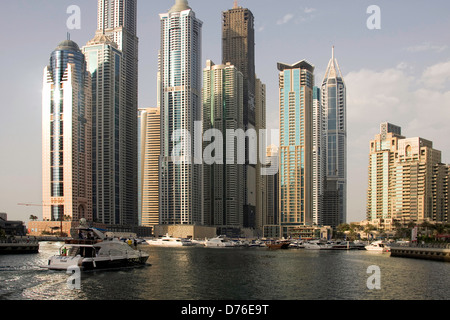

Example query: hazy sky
[1,0,450,225]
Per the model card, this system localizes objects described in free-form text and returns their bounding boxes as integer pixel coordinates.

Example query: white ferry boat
[41,227,149,271]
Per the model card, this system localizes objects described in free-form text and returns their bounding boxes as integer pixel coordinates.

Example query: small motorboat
[365,240,390,252]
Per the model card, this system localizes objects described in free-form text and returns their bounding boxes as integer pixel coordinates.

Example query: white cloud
[406,42,448,53]
[345,61,450,221]
[304,7,316,14]
[277,13,294,25]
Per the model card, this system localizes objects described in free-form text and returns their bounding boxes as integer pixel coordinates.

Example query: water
[0,242,449,301]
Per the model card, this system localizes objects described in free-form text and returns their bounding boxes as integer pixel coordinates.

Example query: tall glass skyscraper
[321,48,347,228]
[42,40,92,223]
[83,32,125,226]
[159,0,203,225]
[202,60,244,234]
[97,0,139,226]
[222,4,257,228]
[278,60,315,237]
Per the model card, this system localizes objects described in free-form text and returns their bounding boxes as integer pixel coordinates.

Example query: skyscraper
[159,0,203,225]
[367,123,449,224]
[83,32,125,226]
[97,0,139,226]
[202,60,244,234]
[321,47,347,228]
[138,108,161,229]
[222,3,257,227]
[278,60,315,237]
[42,40,92,223]
[312,86,325,226]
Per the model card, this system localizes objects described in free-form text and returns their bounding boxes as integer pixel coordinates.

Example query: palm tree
[29,215,38,221]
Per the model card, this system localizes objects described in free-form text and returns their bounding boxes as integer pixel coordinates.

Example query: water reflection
[0,243,448,300]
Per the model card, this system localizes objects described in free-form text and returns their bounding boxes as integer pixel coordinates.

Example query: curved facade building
[42,40,92,222]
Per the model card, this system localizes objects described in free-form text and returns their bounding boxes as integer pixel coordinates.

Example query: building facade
[312,86,325,226]
[222,4,257,228]
[42,40,92,222]
[278,60,315,237]
[159,0,203,225]
[138,108,161,229]
[202,60,244,233]
[97,0,139,226]
[367,123,449,224]
[321,48,347,228]
[82,32,125,226]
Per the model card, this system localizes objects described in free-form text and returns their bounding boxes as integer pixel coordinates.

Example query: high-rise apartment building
[367,123,404,221]
[367,123,449,223]
[255,77,267,233]
[264,145,280,238]
[202,60,244,234]
[278,60,315,237]
[312,86,325,226]
[138,108,160,229]
[42,40,92,222]
[83,32,125,226]
[321,47,347,228]
[222,3,257,227]
[97,0,139,226]
[159,0,203,225]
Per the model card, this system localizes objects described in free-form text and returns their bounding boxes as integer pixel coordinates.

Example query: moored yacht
[205,236,235,247]
[304,240,333,250]
[146,234,194,247]
[365,240,390,252]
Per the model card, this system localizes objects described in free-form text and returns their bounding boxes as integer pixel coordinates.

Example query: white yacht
[205,236,235,247]
[41,227,149,271]
[365,240,390,252]
[146,234,194,247]
[304,240,333,250]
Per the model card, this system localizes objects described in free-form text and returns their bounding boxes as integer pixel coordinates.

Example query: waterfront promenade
[390,243,450,262]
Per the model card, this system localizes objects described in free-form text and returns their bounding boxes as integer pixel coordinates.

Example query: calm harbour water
[0,241,449,301]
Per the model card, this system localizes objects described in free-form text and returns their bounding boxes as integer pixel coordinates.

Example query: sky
[1,0,450,225]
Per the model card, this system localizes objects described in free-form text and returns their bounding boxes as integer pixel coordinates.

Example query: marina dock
[390,243,450,262]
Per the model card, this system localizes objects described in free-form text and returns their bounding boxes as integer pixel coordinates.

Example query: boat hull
[42,255,149,271]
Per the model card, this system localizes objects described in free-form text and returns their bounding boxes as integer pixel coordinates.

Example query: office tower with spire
[278,60,315,237]
[202,60,244,234]
[97,0,139,226]
[138,108,161,229]
[42,39,92,223]
[222,1,257,228]
[321,47,347,228]
[159,0,203,225]
[83,32,126,226]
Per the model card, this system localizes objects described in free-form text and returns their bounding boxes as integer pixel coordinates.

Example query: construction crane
[18,202,65,237]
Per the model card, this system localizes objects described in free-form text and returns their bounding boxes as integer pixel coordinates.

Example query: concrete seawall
[390,243,450,262]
